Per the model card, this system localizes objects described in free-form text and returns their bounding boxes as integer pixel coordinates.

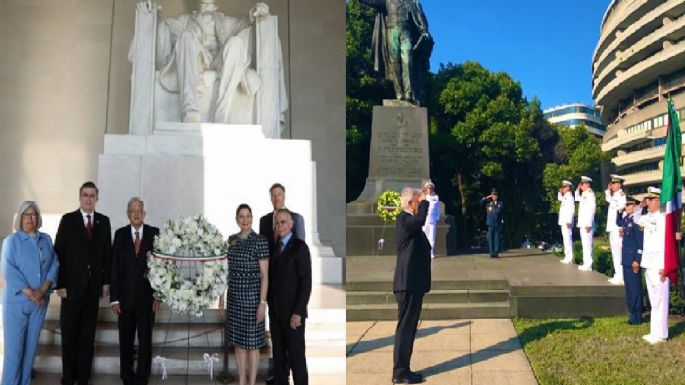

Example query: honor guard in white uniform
[575,176,596,271]
[606,174,627,285]
[422,181,441,258]
[558,180,575,264]
[638,187,669,344]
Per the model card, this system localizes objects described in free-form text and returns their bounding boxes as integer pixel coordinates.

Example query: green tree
[346,0,391,202]
[428,62,557,248]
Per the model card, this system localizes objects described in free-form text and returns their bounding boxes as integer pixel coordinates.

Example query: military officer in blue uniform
[480,189,504,258]
[617,196,644,325]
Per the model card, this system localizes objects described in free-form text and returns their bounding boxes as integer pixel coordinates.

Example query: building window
[620,162,660,175]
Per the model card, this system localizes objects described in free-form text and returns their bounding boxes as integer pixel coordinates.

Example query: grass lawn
[513,316,685,385]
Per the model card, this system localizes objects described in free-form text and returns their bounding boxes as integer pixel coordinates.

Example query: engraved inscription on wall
[369,108,429,179]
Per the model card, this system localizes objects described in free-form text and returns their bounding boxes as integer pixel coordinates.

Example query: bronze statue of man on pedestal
[360,0,433,106]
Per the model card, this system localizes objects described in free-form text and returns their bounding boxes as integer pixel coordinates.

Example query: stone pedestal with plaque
[347,101,448,256]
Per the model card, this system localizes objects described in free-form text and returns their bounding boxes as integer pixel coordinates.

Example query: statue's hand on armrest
[250,2,270,22]
[137,0,154,14]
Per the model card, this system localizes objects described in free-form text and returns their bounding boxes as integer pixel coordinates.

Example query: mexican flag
[660,98,682,283]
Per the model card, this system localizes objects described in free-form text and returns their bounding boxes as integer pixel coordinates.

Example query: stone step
[37,320,346,348]
[32,343,345,376]
[346,279,509,292]
[346,302,511,321]
[42,300,345,324]
[346,289,509,305]
[43,303,224,324]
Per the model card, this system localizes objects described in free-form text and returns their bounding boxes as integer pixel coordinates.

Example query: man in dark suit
[480,188,504,258]
[267,209,312,385]
[259,183,306,254]
[110,198,160,385]
[54,181,112,385]
[260,183,306,385]
[618,197,644,325]
[392,187,431,384]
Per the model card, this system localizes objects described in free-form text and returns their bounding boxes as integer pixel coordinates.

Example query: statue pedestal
[347,102,448,256]
[97,123,342,284]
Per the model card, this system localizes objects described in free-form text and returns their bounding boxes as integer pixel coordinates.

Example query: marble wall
[0,0,345,257]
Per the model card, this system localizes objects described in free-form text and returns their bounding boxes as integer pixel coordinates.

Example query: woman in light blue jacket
[1,201,59,385]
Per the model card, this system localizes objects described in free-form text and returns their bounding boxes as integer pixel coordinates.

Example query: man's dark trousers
[623,266,643,324]
[487,225,501,257]
[393,291,424,379]
[60,293,99,385]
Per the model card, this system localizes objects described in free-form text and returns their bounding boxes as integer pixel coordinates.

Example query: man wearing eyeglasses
[267,209,312,385]
[54,182,112,385]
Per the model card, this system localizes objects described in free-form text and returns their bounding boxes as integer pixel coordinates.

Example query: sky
[420,1,611,110]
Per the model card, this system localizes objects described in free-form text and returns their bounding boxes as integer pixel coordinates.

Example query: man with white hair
[558,180,575,264]
[391,187,431,384]
[575,176,596,271]
[110,198,160,385]
[606,174,627,285]
[422,181,440,258]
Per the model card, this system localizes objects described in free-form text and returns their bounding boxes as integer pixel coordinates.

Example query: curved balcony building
[593,0,685,195]
[543,103,605,137]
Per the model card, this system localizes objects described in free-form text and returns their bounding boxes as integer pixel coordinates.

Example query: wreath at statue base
[147,215,228,317]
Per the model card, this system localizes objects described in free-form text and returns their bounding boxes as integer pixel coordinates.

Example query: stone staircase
[0,293,346,381]
[346,280,512,321]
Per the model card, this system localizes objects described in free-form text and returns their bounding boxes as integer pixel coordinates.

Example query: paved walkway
[347,319,538,385]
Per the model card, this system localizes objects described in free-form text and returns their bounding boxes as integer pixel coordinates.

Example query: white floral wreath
[147,215,228,317]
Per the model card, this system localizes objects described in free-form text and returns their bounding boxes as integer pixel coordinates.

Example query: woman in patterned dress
[219,204,270,385]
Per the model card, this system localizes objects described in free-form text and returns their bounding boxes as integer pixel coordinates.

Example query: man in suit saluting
[392,187,431,384]
[110,198,160,385]
[267,209,312,385]
[54,181,112,385]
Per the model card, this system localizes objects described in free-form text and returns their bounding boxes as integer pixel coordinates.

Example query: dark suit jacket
[480,198,504,228]
[393,200,431,294]
[267,236,312,321]
[617,213,644,267]
[54,209,112,301]
[110,224,159,310]
[259,210,306,254]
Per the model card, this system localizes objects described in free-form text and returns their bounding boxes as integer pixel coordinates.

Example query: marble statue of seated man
[131,0,281,125]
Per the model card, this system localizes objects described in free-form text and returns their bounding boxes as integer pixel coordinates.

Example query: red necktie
[134,231,141,256]
[86,214,93,240]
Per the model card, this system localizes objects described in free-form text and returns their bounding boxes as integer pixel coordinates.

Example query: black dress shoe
[265,375,275,385]
[392,372,425,384]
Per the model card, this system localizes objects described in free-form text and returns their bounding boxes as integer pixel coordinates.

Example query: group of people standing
[557,175,674,344]
[1,181,312,385]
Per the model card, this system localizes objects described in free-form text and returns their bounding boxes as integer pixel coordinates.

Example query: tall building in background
[593,0,685,195]
[543,103,605,137]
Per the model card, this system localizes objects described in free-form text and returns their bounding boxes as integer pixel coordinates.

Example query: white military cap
[609,174,625,183]
[424,181,435,189]
[561,180,573,187]
[645,186,661,198]
[580,176,593,183]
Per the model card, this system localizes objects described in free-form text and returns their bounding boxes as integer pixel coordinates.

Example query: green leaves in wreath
[376,190,402,224]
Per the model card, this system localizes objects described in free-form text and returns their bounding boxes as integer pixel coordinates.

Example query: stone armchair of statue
[128,0,288,139]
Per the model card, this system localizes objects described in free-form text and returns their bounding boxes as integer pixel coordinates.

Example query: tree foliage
[428,62,558,247]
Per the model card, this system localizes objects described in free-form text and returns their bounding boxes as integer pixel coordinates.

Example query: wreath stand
[148,252,232,383]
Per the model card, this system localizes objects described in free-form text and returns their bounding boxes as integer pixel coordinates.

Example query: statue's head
[200,0,218,13]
